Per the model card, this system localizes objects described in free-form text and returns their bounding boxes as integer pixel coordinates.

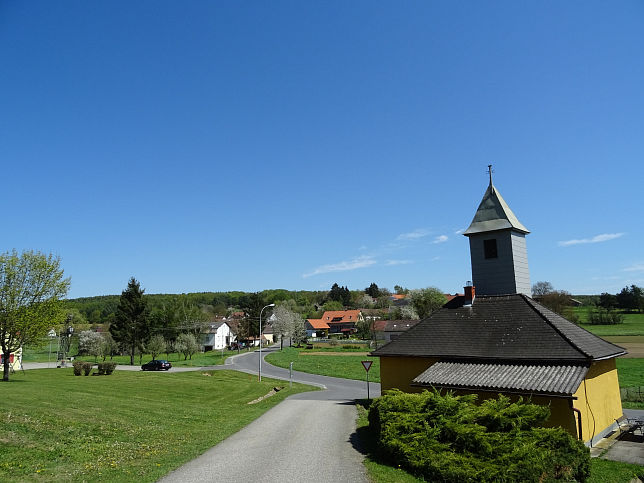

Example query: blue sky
[1,1,642,298]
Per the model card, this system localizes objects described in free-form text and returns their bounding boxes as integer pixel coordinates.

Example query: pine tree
[365,283,381,298]
[110,277,150,365]
[328,283,344,302]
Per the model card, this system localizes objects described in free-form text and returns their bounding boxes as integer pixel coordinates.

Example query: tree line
[599,285,644,312]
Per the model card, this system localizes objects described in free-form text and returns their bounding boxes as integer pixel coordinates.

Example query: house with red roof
[305,319,329,338]
[321,310,363,336]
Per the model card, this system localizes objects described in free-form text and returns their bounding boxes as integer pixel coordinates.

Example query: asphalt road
[159,346,381,483]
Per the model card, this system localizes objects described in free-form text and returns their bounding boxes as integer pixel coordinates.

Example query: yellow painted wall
[380,356,437,393]
[572,359,623,442]
[378,355,623,442]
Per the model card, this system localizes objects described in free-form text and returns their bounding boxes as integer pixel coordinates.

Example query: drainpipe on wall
[571,405,583,441]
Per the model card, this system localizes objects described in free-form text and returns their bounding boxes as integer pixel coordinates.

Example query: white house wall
[202,324,234,350]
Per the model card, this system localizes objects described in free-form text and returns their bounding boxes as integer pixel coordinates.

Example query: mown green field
[265,347,380,382]
[1,369,315,482]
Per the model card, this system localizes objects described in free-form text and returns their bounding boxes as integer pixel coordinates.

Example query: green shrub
[328,339,339,347]
[369,389,590,482]
[587,308,624,325]
[72,361,93,376]
[97,362,117,375]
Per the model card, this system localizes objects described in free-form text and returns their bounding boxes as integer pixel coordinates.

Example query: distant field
[574,308,644,336]
[1,369,315,482]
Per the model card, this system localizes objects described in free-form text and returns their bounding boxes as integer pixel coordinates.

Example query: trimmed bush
[72,361,93,376]
[369,389,590,482]
[97,362,117,375]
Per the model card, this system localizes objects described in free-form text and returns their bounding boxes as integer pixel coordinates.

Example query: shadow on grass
[349,399,385,459]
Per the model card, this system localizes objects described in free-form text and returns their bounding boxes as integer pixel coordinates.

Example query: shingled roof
[372,294,625,362]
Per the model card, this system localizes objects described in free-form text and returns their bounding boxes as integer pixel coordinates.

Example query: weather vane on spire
[487,164,494,186]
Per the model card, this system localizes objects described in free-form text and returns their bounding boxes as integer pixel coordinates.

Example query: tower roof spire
[463,167,529,236]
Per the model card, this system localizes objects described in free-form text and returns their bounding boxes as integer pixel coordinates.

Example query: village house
[201,321,234,351]
[324,310,363,336]
[305,318,329,338]
[372,171,626,445]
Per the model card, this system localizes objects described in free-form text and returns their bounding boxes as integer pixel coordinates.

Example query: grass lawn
[355,404,644,483]
[265,347,380,382]
[1,369,316,482]
[616,358,644,388]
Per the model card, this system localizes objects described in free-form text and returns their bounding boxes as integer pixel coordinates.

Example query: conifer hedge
[368,389,590,482]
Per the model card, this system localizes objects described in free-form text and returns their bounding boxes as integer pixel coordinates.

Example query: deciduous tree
[290,314,307,347]
[79,330,103,361]
[146,334,167,360]
[532,281,554,296]
[272,305,296,350]
[408,287,446,319]
[176,332,199,360]
[0,250,70,381]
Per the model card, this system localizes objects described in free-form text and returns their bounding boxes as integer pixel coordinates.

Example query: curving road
[159,345,381,483]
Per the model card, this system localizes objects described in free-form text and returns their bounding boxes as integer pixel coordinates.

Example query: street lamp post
[259,303,275,382]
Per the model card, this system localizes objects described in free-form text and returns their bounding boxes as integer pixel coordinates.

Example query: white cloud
[558,233,625,247]
[385,259,412,266]
[303,255,376,278]
[454,229,465,235]
[397,229,429,241]
[433,235,448,244]
[624,263,644,272]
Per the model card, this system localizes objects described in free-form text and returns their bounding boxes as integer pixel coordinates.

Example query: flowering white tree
[79,330,103,360]
[290,314,307,347]
[272,305,295,349]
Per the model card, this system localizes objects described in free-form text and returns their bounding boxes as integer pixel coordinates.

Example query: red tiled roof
[391,294,407,300]
[307,319,330,330]
[321,310,361,324]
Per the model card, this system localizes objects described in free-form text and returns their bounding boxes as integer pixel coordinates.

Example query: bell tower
[463,166,531,296]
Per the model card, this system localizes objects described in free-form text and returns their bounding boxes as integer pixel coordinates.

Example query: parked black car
[141,359,172,371]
